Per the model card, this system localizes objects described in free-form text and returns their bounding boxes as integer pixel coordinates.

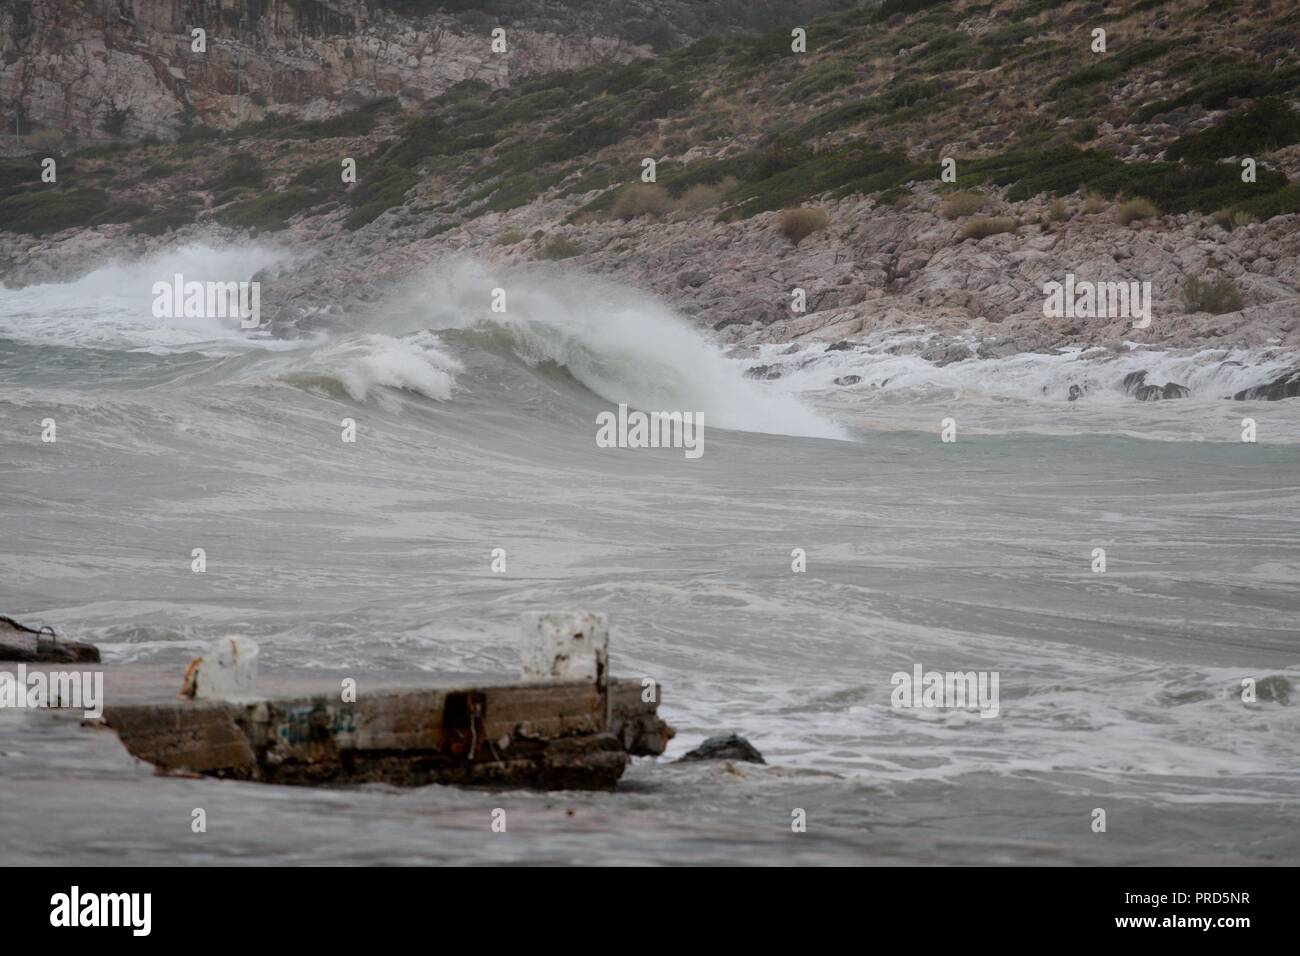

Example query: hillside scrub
[1182,275,1244,315]
[777,207,830,244]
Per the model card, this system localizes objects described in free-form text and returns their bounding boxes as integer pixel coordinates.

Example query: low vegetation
[1182,275,1245,315]
[776,207,830,245]
[4,0,1300,243]
[959,216,1017,241]
[538,235,583,260]
[939,190,986,220]
[1115,197,1158,225]
[611,183,673,220]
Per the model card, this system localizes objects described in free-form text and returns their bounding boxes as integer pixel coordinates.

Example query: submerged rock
[743,364,782,380]
[834,374,862,386]
[1068,384,1085,401]
[678,734,766,764]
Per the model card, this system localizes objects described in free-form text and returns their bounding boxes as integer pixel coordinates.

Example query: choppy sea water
[2,244,1297,865]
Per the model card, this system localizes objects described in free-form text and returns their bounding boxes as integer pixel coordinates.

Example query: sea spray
[371,258,847,440]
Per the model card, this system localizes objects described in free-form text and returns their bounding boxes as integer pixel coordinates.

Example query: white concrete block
[520,611,608,687]
[194,636,260,699]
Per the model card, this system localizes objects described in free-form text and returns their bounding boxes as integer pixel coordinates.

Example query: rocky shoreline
[6,179,1299,383]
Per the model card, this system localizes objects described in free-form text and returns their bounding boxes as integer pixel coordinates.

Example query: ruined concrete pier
[99,664,672,790]
[2,611,673,791]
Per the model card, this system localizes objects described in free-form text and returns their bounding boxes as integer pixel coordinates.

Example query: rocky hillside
[1,0,851,139]
[4,0,1300,391]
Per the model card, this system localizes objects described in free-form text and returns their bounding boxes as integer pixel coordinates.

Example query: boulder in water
[1253,675,1292,705]
[1121,370,1148,395]
[834,375,862,386]
[1068,384,1084,401]
[678,733,766,764]
[1133,380,1190,401]
[1232,368,1300,401]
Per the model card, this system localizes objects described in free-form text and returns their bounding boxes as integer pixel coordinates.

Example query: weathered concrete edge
[103,677,673,791]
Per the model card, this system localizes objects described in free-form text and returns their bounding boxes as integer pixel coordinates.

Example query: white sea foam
[283,331,462,403]
[755,333,1300,404]
[0,243,294,352]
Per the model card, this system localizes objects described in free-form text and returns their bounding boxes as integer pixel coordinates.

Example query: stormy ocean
[2,243,1297,864]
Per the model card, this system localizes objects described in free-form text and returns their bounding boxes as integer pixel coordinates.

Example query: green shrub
[238,100,398,140]
[876,0,949,19]
[208,154,264,190]
[1182,275,1244,314]
[1165,98,1300,162]
[796,98,884,138]
[0,187,112,234]
[630,85,699,122]
[1048,39,1187,98]
[216,187,325,231]
[344,167,420,230]
[130,205,197,236]
[786,60,858,100]
[1232,184,1300,220]
[716,143,930,221]
[1136,65,1300,121]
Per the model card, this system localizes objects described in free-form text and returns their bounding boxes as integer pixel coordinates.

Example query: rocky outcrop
[1,0,851,141]
[1124,371,1191,401]
[678,733,766,764]
[1232,368,1300,401]
[0,615,100,663]
[1,0,647,139]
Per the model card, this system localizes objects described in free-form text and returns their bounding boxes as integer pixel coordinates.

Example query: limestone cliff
[1,0,852,140]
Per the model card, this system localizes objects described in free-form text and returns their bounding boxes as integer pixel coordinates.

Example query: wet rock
[1121,370,1148,394]
[1134,381,1190,401]
[834,375,862,386]
[678,734,766,764]
[1232,368,1300,401]
[1254,675,1292,705]
[743,364,782,380]
[1068,384,1084,401]
[825,340,855,351]
[920,341,973,365]
[0,616,101,664]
